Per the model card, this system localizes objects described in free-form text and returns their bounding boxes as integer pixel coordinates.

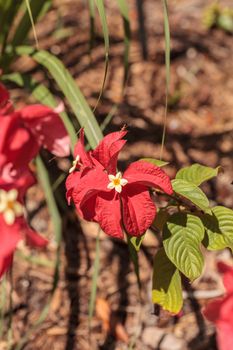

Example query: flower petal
[0,113,39,170]
[123,160,173,195]
[91,130,127,173]
[25,228,48,248]
[73,128,93,167]
[95,192,123,239]
[202,298,223,323]
[72,167,110,209]
[66,171,81,205]
[217,261,233,293]
[0,216,22,277]
[121,184,156,236]
[20,105,70,157]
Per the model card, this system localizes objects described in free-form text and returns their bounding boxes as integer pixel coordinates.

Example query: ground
[1,0,233,349]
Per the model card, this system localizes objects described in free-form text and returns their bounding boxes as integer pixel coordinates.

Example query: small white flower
[107,172,128,193]
[0,189,23,225]
[69,155,81,173]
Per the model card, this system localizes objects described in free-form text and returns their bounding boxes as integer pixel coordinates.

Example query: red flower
[66,129,173,239]
[0,83,70,177]
[203,261,233,350]
[0,170,48,277]
[0,83,13,115]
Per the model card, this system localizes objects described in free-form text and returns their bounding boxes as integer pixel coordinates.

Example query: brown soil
[1,0,233,349]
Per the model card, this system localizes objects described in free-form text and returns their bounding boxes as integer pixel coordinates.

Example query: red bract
[0,83,70,176]
[66,129,173,239]
[0,170,47,278]
[203,261,233,350]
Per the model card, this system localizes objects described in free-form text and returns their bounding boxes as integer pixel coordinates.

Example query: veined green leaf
[176,164,220,186]
[172,179,209,211]
[152,248,183,314]
[140,158,169,167]
[15,46,103,148]
[2,72,77,151]
[163,213,205,281]
[116,0,131,89]
[202,206,233,251]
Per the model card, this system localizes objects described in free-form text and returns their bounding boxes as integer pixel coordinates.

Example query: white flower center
[107,172,128,193]
[0,189,23,225]
[69,155,81,173]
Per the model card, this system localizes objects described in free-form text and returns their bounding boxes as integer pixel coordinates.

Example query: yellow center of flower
[0,189,23,225]
[107,172,128,193]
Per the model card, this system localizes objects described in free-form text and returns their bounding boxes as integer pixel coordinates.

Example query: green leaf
[140,158,169,167]
[15,46,103,148]
[88,231,100,328]
[152,209,169,232]
[176,163,220,186]
[163,213,205,281]
[94,0,109,110]
[160,0,170,159]
[116,0,131,89]
[172,179,209,211]
[12,0,52,47]
[88,0,96,53]
[2,72,77,151]
[129,234,145,252]
[152,248,183,314]
[202,206,233,251]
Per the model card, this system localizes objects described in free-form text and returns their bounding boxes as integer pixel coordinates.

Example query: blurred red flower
[203,261,233,350]
[66,129,173,239]
[0,83,70,178]
[0,170,47,278]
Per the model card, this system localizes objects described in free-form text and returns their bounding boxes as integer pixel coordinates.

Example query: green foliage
[2,72,77,151]
[163,213,205,281]
[140,158,169,167]
[203,2,233,33]
[172,179,209,211]
[202,206,233,251]
[15,46,103,148]
[152,248,183,314]
[176,163,220,186]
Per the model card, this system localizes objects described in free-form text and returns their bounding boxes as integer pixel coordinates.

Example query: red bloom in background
[66,129,173,239]
[0,83,70,178]
[0,170,47,278]
[203,261,233,350]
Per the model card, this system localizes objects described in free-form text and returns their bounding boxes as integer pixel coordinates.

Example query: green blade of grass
[15,46,103,148]
[15,156,62,350]
[2,72,77,152]
[24,0,40,49]
[160,0,170,160]
[116,0,131,90]
[93,0,109,111]
[88,230,100,329]
[12,0,52,47]
[88,0,96,54]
